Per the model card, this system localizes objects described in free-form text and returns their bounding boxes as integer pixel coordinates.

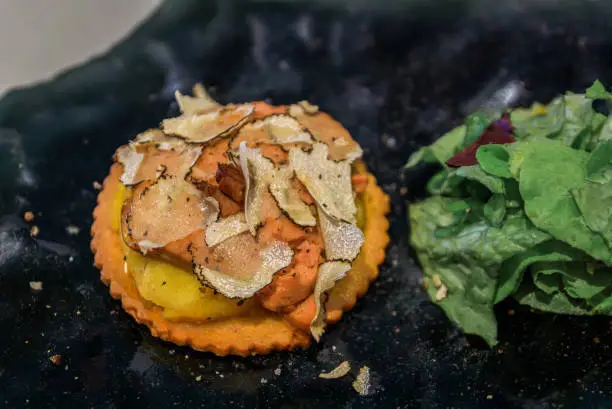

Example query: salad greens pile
[406,81,612,345]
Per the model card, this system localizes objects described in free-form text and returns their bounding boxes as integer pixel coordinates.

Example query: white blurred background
[0,0,161,94]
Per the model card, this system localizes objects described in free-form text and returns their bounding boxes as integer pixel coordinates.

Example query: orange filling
[112,99,371,333]
[113,171,366,327]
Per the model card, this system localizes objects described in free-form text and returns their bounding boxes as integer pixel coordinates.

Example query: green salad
[406,81,612,345]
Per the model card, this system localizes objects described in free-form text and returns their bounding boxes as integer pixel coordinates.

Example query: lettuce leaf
[495,240,586,303]
[511,96,566,140]
[515,262,612,314]
[483,194,506,227]
[585,80,612,100]
[405,125,466,168]
[455,165,505,195]
[511,93,606,151]
[463,111,501,147]
[476,144,512,178]
[571,165,612,248]
[424,165,506,198]
[590,117,612,151]
[407,81,612,345]
[513,280,595,315]
[556,94,598,148]
[510,139,612,264]
[410,196,550,345]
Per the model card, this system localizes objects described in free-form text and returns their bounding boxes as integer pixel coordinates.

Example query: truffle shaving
[137,145,203,183]
[318,206,364,261]
[137,240,163,254]
[319,361,351,379]
[345,145,364,162]
[205,212,250,247]
[287,101,320,117]
[116,145,144,185]
[194,240,293,298]
[290,143,356,223]
[352,366,372,396]
[162,103,254,143]
[132,129,185,151]
[269,168,316,227]
[192,83,213,99]
[123,177,219,254]
[231,114,313,151]
[310,261,351,341]
[264,115,313,144]
[174,85,220,115]
[288,109,360,161]
[117,137,202,185]
[300,100,320,114]
[238,142,276,234]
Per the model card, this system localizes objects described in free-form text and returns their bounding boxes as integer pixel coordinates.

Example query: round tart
[91,86,390,356]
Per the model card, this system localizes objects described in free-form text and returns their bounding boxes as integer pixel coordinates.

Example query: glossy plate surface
[2,1,612,407]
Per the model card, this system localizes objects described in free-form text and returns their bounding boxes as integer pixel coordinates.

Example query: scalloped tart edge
[91,157,389,357]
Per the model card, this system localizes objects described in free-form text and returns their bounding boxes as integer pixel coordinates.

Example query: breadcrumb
[29,281,43,292]
[435,284,448,301]
[352,366,371,396]
[49,354,63,366]
[66,225,80,235]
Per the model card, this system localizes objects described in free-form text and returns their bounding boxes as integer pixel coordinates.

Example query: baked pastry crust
[91,106,390,356]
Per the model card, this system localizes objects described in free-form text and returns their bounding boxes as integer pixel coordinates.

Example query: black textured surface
[2,1,612,408]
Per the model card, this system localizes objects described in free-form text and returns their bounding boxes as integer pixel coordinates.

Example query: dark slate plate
[2,1,612,408]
